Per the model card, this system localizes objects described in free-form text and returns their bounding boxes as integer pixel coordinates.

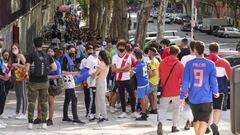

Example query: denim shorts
[149,83,158,93]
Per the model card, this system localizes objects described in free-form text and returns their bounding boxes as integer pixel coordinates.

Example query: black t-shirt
[178,48,190,60]
[26,51,54,83]
[61,57,68,71]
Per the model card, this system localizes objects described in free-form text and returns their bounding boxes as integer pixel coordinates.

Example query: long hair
[99,50,109,66]
[10,42,22,64]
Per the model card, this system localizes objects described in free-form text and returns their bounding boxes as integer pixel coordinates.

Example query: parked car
[148,17,154,23]
[217,27,240,38]
[165,17,172,24]
[180,23,191,32]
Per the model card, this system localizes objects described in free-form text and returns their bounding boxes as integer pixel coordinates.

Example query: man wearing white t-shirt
[112,40,138,118]
[85,45,101,120]
[180,41,196,130]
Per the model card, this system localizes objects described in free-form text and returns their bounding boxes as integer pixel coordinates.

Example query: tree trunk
[182,0,188,16]
[157,0,168,42]
[214,3,220,18]
[101,0,113,38]
[97,0,104,33]
[110,0,128,40]
[89,0,98,31]
[135,0,153,49]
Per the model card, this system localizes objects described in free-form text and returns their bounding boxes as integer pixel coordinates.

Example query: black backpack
[30,51,50,77]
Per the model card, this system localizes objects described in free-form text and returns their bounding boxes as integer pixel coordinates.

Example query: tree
[110,0,128,40]
[134,0,153,49]
[89,0,98,30]
[222,0,240,26]
[100,0,113,38]
[157,0,168,42]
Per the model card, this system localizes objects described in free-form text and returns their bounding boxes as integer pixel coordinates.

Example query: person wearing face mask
[111,40,138,118]
[84,44,101,121]
[0,48,13,128]
[9,43,28,120]
[60,45,85,124]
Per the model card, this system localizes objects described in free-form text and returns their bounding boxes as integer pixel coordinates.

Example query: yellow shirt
[148,58,160,85]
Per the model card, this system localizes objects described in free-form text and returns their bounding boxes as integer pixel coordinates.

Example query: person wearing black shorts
[180,41,220,135]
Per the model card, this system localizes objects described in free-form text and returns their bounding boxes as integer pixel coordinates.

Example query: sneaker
[98,118,109,123]
[87,114,95,121]
[131,112,141,118]
[184,120,191,130]
[33,118,42,124]
[110,107,118,113]
[118,112,127,118]
[42,123,47,129]
[62,117,73,122]
[157,122,163,135]
[149,109,158,114]
[210,123,220,135]
[172,126,180,133]
[205,127,211,134]
[47,119,53,126]
[28,123,33,129]
[136,115,147,121]
[72,119,85,125]
[8,113,19,119]
[0,123,6,129]
[16,114,27,120]
[0,120,7,127]
[0,113,8,119]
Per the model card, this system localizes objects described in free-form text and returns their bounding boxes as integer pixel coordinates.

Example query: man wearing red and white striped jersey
[207,42,231,135]
[111,40,138,118]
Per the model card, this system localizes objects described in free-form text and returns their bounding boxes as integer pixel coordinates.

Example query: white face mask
[96,51,100,57]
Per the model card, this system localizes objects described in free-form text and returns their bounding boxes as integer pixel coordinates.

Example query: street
[0,89,232,135]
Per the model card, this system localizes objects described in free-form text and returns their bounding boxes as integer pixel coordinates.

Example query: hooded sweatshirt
[207,53,231,94]
[159,55,184,97]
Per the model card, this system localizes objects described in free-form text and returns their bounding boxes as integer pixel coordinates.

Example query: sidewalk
[0,89,233,135]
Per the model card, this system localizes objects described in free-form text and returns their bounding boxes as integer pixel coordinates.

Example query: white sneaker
[118,112,127,118]
[131,112,141,118]
[28,123,33,129]
[0,113,8,119]
[110,107,118,113]
[16,114,27,120]
[87,114,95,120]
[0,123,6,129]
[0,120,7,126]
[8,113,19,119]
[42,123,47,130]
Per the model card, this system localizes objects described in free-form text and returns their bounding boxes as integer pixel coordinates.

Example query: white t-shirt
[112,53,132,81]
[85,55,98,87]
[181,54,196,66]
[80,58,87,69]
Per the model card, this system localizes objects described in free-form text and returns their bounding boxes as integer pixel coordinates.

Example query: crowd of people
[0,8,239,135]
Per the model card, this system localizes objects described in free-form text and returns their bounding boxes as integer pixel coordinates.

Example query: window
[11,0,21,13]
[227,27,233,31]
[148,34,157,37]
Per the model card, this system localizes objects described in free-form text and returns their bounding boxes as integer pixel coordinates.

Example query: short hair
[148,41,159,50]
[189,41,196,51]
[194,41,205,55]
[86,45,93,51]
[33,37,44,48]
[116,40,127,48]
[126,44,132,52]
[209,42,219,53]
[160,39,170,46]
[182,38,188,45]
[134,49,143,59]
[144,47,149,54]
[66,45,76,50]
[170,45,181,55]
[149,47,157,54]
[93,44,100,50]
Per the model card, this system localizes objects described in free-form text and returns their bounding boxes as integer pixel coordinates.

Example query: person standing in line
[157,45,184,134]
[10,43,27,120]
[60,45,85,124]
[178,38,190,61]
[26,37,57,129]
[132,50,149,121]
[207,42,231,135]
[91,50,110,122]
[85,44,101,121]
[180,41,196,130]
[180,41,219,135]
[111,40,138,119]
[147,47,159,114]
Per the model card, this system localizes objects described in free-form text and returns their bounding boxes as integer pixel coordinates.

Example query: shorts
[137,85,149,99]
[213,93,225,110]
[149,83,158,93]
[190,103,212,123]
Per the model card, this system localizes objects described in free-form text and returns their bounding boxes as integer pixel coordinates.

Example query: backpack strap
[117,53,129,81]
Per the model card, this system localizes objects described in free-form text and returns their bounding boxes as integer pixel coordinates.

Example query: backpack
[30,51,50,77]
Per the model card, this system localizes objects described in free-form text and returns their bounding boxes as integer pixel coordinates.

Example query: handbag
[14,58,29,81]
[49,77,64,96]
[159,62,177,95]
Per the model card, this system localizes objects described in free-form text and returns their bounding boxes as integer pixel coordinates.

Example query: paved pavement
[0,89,233,135]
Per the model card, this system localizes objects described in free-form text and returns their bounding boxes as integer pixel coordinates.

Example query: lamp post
[191,0,195,40]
